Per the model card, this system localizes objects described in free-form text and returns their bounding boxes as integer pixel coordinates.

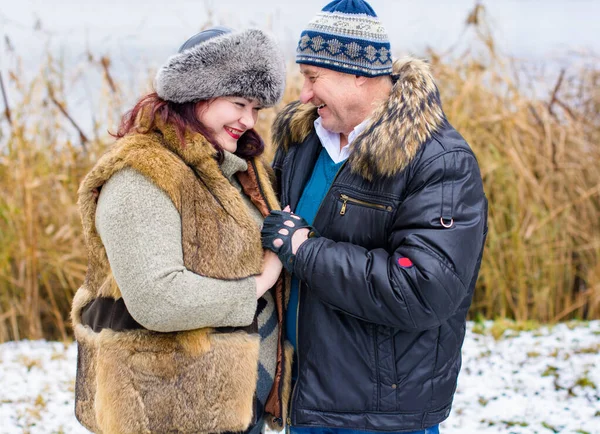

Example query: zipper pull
[340,194,348,215]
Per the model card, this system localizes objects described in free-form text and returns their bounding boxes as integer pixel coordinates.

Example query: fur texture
[155,29,286,107]
[271,57,446,181]
[72,112,290,433]
[73,323,259,434]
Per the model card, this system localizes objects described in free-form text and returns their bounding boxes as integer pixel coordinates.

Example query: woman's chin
[218,138,238,153]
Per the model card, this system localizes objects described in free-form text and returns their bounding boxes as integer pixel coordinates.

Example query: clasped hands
[261,207,319,273]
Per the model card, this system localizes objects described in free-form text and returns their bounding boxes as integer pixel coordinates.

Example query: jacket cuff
[293,237,323,282]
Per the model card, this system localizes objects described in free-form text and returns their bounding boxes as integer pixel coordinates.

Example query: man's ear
[355,75,368,87]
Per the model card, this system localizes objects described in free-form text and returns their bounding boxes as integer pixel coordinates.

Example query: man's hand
[291,228,309,254]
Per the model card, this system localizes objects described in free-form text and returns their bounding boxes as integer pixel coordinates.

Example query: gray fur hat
[155,27,286,107]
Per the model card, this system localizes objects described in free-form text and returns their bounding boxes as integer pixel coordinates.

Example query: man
[261,0,488,433]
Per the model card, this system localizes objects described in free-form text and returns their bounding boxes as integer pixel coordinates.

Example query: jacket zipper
[373,324,381,411]
[288,161,347,426]
[339,194,393,215]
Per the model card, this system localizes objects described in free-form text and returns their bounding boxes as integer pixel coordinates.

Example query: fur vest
[71,115,291,433]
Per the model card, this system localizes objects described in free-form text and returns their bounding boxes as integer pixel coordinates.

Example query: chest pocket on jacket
[326,189,395,251]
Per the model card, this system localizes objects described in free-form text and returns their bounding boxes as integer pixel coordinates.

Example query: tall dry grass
[434,56,600,322]
[1,7,599,341]
[423,6,600,321]
[0,49,123,341]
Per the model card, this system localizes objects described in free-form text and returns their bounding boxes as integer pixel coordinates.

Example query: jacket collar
[271,57,447,181]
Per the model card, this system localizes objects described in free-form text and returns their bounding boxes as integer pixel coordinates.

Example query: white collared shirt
[314,117,370,164]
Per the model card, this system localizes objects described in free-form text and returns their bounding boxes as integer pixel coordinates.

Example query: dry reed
[0,7,599,341]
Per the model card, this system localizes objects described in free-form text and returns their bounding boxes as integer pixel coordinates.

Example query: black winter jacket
[271,58,488,432]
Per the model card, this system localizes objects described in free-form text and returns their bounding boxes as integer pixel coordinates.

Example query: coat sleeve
[293,150,488,331]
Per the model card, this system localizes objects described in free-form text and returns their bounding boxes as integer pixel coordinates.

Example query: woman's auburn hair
[111,92,264,160]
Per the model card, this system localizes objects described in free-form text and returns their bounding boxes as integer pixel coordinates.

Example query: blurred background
[1,0,599,342]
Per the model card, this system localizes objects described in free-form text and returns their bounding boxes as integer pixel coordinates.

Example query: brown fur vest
[71,117,291,434]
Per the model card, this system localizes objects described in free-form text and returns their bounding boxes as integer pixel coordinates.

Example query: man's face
[299,65,361,136]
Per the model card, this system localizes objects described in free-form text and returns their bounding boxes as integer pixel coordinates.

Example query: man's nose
[299,82,313,104]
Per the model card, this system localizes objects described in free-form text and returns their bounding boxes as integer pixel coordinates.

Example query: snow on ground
[0,321,598,434]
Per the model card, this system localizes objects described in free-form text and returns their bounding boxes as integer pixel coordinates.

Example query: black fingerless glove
[261,210,319,272]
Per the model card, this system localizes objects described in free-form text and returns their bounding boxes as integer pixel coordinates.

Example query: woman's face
[196,97,262,153]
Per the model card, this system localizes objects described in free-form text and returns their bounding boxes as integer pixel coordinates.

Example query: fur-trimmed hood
[271,57,446,180]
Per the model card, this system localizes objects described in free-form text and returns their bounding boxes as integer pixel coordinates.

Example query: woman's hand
[255,250,283,299]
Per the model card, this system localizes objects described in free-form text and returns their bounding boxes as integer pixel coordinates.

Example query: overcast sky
[2,0,599,68]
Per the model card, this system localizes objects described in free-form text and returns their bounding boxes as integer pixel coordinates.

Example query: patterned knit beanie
[296,0,392,77]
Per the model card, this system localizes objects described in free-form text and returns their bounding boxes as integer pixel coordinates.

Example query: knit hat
[155,27,286,107]
[296,0,392,77]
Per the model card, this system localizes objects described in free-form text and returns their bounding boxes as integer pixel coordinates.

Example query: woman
[71,27,291,434]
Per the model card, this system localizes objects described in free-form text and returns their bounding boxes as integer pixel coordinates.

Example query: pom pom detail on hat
[296,0,392,77]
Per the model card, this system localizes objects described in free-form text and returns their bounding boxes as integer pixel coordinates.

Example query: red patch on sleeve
[398,257,413,268]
